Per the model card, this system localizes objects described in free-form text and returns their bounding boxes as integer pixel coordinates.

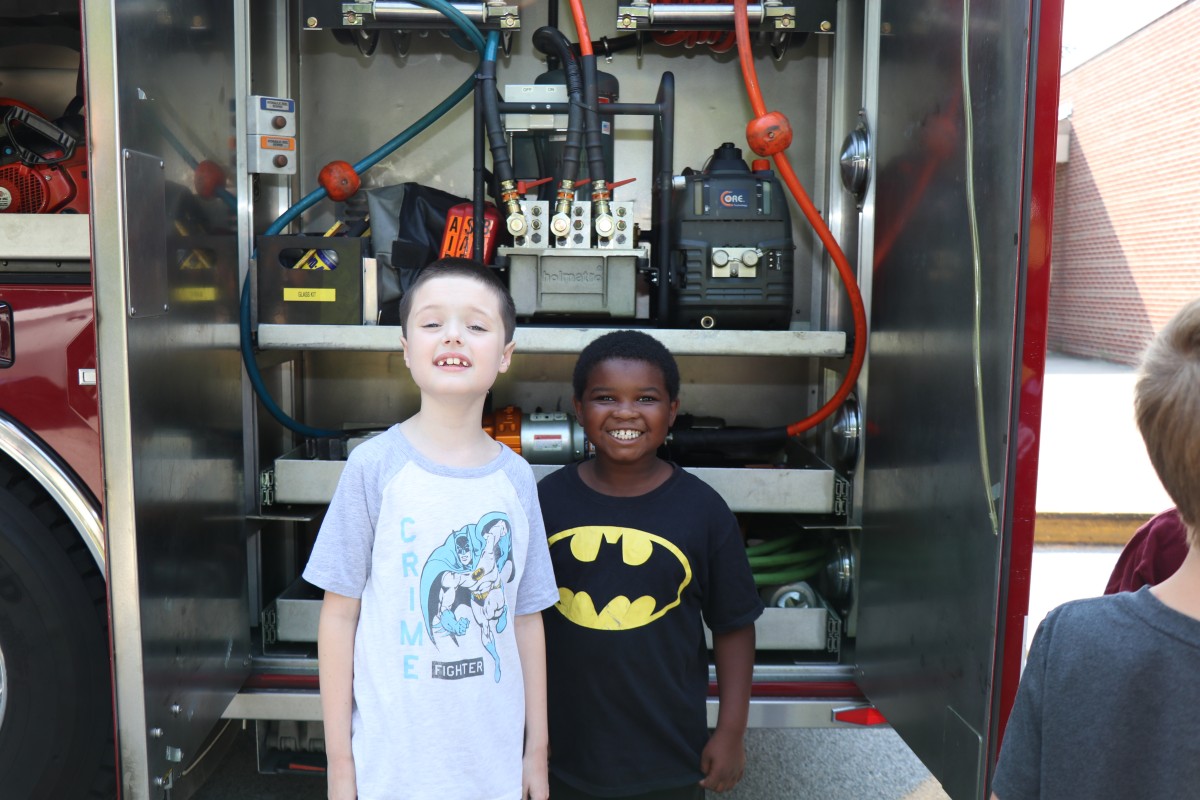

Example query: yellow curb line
[1034,513,1155,546]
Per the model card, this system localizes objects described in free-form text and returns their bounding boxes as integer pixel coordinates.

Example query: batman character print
[419,511,515,682]
[548,525,692,631]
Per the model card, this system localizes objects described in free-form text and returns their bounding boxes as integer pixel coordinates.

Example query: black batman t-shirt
[538,463,763,796]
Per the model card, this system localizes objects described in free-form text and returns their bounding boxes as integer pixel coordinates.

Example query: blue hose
[241,7,494,439]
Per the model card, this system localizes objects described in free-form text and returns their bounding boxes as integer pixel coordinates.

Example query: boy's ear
[399,335,410,368]
[668,397,680,427]
[498,339,516,373]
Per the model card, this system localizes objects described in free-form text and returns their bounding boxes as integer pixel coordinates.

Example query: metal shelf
[257,323,847,357]
[0,214,91,261]
[271,450,839,514]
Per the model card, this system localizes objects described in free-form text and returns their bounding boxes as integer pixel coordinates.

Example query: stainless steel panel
[294,18,823,271]
[86,1,250,797]
[855,2,1033,798]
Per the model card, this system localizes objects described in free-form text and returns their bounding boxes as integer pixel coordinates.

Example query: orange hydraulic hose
[733,0,869,438]
[569,0,593,56]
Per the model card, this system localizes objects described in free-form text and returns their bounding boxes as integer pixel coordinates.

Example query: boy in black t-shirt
[538,330,763,799]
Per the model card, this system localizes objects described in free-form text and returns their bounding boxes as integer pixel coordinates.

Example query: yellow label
[284,288,336,302]
[173,286,217,302]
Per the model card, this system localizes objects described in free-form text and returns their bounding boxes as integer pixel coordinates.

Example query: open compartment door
[855,1,1062,797]
[85,2,250,797]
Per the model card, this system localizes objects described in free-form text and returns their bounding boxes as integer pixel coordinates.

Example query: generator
[669,142,795,329]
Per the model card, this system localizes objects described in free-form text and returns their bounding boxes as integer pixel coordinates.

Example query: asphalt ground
[191,353,1157,799]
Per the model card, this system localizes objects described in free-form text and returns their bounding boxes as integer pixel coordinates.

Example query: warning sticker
[440,213,495,259]
[260,136,296,151]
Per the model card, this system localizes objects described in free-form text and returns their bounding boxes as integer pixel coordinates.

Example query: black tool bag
[366,182,468,324]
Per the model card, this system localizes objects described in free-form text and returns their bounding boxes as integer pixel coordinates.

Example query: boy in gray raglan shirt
[303,259,558,800]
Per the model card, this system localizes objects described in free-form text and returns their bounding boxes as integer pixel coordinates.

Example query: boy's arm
[318,591,361,800]
[515,611,549,800]
[700,623,756,792]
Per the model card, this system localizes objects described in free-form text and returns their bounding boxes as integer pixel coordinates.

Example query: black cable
[532,26,586,188]
[580,53,608,188]
[477,55,514,188]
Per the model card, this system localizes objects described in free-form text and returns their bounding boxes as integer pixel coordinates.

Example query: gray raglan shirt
[992,587,1200,799]
[303,426,559,800]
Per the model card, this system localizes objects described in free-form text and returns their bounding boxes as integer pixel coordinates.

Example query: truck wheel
[0,466,116,799]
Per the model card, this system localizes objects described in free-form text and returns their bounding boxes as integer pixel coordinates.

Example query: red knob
[318,160,361,202]
[193,160,226,199]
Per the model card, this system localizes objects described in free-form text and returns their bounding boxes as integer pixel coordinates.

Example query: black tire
[0,464,116,799]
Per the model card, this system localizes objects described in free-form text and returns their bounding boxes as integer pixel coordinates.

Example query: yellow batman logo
[547,526,691,630]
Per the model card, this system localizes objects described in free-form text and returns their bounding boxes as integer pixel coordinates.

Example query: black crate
[257,235,363,325]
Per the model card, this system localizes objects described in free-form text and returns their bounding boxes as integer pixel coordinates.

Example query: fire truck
[0,1,1063,798]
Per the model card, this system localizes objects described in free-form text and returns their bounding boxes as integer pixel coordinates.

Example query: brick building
[1049,0,1200,364]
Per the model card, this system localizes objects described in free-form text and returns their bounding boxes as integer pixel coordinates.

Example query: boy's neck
[1150,545,1200,621]
[401,398,497,468]
[578,456,675,498]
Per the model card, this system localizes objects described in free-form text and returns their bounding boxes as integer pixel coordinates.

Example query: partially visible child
[538,330,763,799]
[1104,507,1189,593]
[303,258,559,800]
[991,298,1200,799]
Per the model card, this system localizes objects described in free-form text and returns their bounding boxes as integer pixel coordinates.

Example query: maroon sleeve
[1104,508,1190,594]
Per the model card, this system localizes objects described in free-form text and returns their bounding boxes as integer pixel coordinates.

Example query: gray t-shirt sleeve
[508,455,559,615]
[992,612,1050,799]
[302,443,385,598]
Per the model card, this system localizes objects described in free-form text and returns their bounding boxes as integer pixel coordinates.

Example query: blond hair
[1134,297,1200,550]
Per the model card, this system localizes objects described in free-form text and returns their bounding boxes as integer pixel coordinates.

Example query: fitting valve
[551,179,576,239]
[498,179,528,237]
[591,182,614,240]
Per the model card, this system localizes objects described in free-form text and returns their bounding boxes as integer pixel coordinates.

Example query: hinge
[825,610,842,655]
[260,468,275,507]
[262,605,277,646]
[833,476,850,518]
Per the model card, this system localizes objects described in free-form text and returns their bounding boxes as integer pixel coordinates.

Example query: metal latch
[341,2,372,26]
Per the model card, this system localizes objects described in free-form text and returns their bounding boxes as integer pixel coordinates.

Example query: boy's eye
[638,395,659,403]
[468,323,488,332]
[420,321,441,329]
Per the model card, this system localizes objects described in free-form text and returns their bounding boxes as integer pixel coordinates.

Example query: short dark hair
[398,258,516,342]
[572,330,681,400]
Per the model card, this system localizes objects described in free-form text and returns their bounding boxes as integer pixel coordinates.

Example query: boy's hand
[326,753,357,800]
[698,727,746,793]
[522,744,549,800]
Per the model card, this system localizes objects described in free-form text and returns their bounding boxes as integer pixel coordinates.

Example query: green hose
[747,546,826,568]
[744,532,806,556]
[752,561,824,587]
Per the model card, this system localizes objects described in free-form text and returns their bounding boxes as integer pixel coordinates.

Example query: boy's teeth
[609,430,641,440]
[438,357,469,366]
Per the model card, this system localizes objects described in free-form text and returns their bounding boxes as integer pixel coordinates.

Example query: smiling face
[400,274,515,400]
[573,358,679,471]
